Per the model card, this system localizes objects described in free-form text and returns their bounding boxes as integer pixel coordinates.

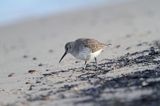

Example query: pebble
[32,57,37,60]
[38,63,43,67]
[23,55,28,58]
[28,70,36,74]
[8,73,15,77]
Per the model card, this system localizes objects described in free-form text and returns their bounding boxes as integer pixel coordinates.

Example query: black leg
[85,60,87,65]
[94,57,97,64]
[83,60,88,70]
[94,57,98,68]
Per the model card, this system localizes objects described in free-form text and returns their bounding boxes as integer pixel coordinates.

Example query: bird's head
[59,42,73,63]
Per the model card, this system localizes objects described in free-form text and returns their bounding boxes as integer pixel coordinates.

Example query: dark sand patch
[15,41,160,106]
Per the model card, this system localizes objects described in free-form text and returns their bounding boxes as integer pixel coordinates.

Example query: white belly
[71,48,102,61]
[90,49,102,59]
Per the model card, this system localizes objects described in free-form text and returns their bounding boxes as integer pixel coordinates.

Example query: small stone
[63,85,74,90]
[46,69,49,71]
[38,63,43,66]
[137,43,142,46]
[36,81,41,83]
[8,73,15,77]
[125,47,131,50]
[32,57,37,60]
[25,82,31,84]
[23,55,28,58]
[28,70,36,74]
[115,45,121,48]
[75,61,80,63]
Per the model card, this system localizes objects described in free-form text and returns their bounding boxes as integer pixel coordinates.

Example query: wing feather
[76,38,106,52]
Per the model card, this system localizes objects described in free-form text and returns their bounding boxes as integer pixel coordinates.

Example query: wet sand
[0,0,160,106]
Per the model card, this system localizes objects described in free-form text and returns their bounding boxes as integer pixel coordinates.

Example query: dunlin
[59,38,109,68]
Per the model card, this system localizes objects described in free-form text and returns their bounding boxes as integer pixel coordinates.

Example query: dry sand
[0,0,160,106]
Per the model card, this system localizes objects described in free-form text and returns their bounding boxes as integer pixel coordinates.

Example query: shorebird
[59,38,109,68]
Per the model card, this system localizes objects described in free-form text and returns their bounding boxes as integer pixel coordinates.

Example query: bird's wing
[76,38,106,53]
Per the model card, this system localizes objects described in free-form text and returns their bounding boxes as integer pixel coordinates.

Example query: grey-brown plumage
[59,38,109,68]
[75,38,106,53]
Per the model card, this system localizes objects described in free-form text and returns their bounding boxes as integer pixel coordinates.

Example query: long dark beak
[59,51,67,63]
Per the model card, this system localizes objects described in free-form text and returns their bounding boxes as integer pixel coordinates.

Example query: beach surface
[0,0,160,106]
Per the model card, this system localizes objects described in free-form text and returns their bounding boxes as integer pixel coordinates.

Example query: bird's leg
[83,60,88,70]
[85,60,87,65]
[94,57,98,68]
[94,57,97,65]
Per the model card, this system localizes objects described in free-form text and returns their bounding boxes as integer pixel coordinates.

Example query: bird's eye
[68,45,71,49]
[65,47,68,51]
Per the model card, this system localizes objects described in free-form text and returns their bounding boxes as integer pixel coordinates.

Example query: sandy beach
[0,0,160,106]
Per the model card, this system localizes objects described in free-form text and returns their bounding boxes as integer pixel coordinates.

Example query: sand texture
[0,0,160,106]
